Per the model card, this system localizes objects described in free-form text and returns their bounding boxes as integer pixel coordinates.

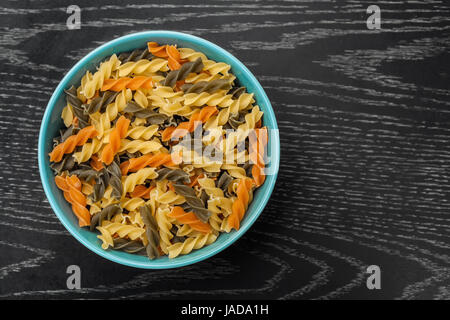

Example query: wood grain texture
[1,0,450,300]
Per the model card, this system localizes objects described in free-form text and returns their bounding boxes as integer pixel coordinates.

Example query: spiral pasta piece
[183,91,237,108]
[149,86,187,115]
[226,178,253,231]
[120,152,178,175]
[90,155,104,171]
[106,160,123,200]
[129,185,154,199]
[221,164,248,179]
[118,48,153,63]
[173,184,210,223]
[118,58,169,77]
[209,211,228,232]
[120,197,146,212]
[150,85,184,101]
[88,174,107,204]
[127,210,146,228]
[97,185,120,209]
[101,115,130,165]
[85,91,119,114]
[220,106,263,154]
[112,238,146,254]
[65,86,84,113]
[55,175,90,227]
[82,54,121,99]
[50,154,76,175]
[101,76,153,91]
[123,102,168,124]
[122,167,158,194]
[163,57,203,87]
[156,168,190,184]
[168,206,211,234]
[204,93,254,129]
[49,126,98,162]
[61,104,74,127]
[185,72,236,84]
[197,177,222,198]
[175,224,203,237]
[147,42,169,57]
[148,42,183,71]
[73,138,103,163]
[167,233,217,259]
[118,138,162,154]
[198,177,233,219]
[90,89,132,138]
[126,124,158,140]
[155,207,173,254]
[159,101,194,118]
[179,48,231,76]
[172,146,223,172]
[139,205,160,259]
[156,188,186,206]
[96,226,114,249]
[161,106,218,141]
[181,79,232,94]
[98,221,145,245]
[166,45,183,70]
[90,203,122,231]
[133,89,149,108]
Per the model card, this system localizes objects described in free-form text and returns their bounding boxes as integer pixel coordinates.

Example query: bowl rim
[38,30,280,269]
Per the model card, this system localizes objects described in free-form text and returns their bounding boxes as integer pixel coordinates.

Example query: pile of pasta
[49,42,268,259]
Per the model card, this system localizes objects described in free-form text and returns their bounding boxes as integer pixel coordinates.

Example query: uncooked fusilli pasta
[49,41,268,260]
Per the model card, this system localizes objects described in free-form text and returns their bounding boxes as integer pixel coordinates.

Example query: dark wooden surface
[1,0,450,300]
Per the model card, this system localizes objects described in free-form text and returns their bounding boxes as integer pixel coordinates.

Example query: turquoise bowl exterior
[38,31,280,269]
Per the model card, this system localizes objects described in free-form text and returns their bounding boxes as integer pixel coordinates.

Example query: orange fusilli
[101,115,130,165]
[55,175,90,227]
[227,178,253,231]
[49,126,98,162]
[120,152,178,175]
[161,106,218,141]
[168,206,212,234]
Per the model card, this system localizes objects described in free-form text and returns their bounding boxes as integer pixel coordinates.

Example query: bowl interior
[38,31,280,269]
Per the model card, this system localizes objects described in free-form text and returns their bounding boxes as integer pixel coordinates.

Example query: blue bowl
[38,31,280,269]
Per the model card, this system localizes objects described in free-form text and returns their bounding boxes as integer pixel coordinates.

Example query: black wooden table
[1,0,449,300]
